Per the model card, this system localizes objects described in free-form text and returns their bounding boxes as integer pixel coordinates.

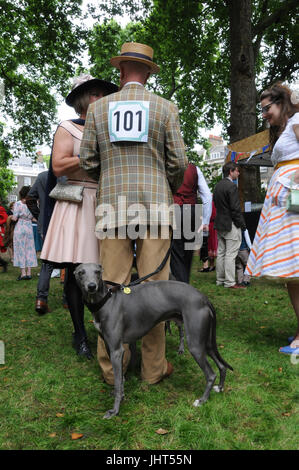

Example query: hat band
[121,52,153,62]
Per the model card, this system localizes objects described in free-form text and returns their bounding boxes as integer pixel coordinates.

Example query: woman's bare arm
[52,126,80,177]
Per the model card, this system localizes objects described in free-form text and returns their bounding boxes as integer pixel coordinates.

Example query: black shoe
[1,261,8,273]
[77,339,93,359]
[72,333,93,359]
[17,275,27,281]
[242,281,250,287]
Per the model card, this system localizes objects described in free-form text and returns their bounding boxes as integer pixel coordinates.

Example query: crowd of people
[0,43,298,387]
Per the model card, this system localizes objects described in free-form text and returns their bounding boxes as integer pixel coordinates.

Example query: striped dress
[245,113,299,281]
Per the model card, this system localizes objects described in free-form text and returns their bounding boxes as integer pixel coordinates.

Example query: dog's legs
[184,311,217,406]
[191,354,217,407]
[177,324,185,355]
[207,349,227,393]
[103,346,124,419]
[186,339,217,407]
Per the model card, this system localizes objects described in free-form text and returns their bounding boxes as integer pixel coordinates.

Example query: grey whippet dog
[74,263,233,419]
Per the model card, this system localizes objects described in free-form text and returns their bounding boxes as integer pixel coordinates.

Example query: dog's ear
[74,264,83,276]
[95,265,103,276]
[74,265,86,279]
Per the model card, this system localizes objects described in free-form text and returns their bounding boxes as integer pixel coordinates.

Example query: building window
[24,176,31,186]
[8,195,17,203]
[211,152,220,159]
[14,175,18,186]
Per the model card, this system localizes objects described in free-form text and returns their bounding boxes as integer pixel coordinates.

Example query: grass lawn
[0,256,298,450]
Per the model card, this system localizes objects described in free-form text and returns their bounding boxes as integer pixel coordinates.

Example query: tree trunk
[228,0,261,205]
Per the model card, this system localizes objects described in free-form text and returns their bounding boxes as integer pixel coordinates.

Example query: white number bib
[108,101,149,142]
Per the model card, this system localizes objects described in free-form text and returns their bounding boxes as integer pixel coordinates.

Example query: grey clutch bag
[49,182,84,203]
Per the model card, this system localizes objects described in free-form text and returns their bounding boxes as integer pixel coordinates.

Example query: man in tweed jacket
[80,42,187,386]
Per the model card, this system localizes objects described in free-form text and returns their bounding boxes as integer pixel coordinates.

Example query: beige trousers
[97,231,170,385]
[216,223,241,287]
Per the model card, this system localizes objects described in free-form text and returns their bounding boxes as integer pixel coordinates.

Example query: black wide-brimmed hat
[66,74,118,107]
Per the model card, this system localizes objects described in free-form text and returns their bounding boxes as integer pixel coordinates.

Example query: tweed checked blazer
[80,84,188,231]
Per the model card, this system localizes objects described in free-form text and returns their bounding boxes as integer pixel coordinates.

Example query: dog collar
[88,284,122,312]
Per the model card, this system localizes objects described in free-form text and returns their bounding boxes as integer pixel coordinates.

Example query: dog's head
[74,263,105,303]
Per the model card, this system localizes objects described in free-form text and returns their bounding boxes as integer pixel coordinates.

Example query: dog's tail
[208,300,233,371]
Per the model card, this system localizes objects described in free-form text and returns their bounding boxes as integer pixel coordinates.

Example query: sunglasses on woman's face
[261,102,274,115]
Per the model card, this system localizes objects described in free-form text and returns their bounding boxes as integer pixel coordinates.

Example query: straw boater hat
[110,42,160,74]
[66,74,118,107]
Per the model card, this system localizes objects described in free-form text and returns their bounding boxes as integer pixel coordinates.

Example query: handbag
[49,181,84,203]
[286,175,299,213]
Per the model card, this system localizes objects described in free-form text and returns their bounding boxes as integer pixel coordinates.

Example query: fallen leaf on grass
[282,412,291,417]
[278,367,283,373]
[56,413,64,418]
[155,428,169,435]
[71,433,84,440]
[49,433,57,438]
[0,367,7,371]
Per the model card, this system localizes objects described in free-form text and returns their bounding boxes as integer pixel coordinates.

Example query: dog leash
[86,284,121,313]
[105,238,173,291]
[127,240,173,287]
[93,242,172,311]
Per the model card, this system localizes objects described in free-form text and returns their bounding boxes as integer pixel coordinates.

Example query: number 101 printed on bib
[108,101,149,143]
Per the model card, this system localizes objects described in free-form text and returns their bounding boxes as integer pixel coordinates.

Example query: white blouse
[271,112,299,166]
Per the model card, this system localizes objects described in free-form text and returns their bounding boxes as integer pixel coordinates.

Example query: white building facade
[7,156,47,202]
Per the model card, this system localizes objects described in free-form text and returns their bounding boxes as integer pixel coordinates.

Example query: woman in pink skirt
[41,75,118,358]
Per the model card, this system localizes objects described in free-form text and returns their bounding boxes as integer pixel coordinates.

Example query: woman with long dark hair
[245,82,299,355]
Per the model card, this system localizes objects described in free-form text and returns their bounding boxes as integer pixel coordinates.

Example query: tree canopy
[0,0,298,164]
[0,0,87,161]
[88,0,298,148]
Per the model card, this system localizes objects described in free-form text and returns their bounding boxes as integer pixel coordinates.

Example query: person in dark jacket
[27,170,66,314]
[213,161,246,289]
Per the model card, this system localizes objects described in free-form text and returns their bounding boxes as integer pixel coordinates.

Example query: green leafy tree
[87,5,225,149]
[0,167,14,205]
[0,0,87,158]
[187,150,222,193]
[0,122,14,203]
[89,0,299,201]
